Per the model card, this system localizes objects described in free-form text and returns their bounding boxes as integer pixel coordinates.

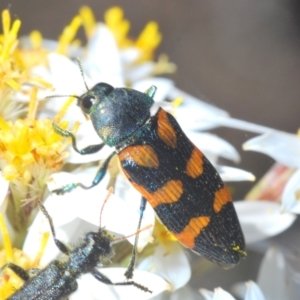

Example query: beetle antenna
[76,57,89,92]
[99,187,114,229]
[45,95,79,99]
[113,224,152,243]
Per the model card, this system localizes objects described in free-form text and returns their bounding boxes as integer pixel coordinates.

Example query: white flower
[71,270,170,300]
[234,200,296,244]
[200,281,266,300]
[243,130,300,214]
[23,172,154,264]
[0,173,9,213]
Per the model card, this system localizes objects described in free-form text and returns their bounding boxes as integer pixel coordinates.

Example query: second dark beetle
[2,197,150,299]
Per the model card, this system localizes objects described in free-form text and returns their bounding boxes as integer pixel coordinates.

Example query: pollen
[171,96,183,116]
[0,110,70,184]
[154,221,178,250]
[0,214,49,298]
[56,15,82,55]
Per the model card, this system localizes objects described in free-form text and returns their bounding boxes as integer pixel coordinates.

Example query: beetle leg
[124,197,147,279]
[92,269,151,293]
[51,152,116,195]
[0,263,30,281]
[38,201,70,256]
[53,123,105,155]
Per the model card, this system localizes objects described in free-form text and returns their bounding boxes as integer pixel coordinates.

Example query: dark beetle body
[118,108,245,265]
[54,82,246,271]
[4,202,150,299]
[7,231,112,300]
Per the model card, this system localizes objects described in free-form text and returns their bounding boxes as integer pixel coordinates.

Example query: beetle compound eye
[80,95,96,113]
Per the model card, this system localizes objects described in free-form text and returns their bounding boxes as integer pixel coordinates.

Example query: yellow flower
[104,6,131,48]
[0,10,51,91]
[104,6,162,61]
[153,221,178,251]
[0,93,70,184]
[0,88,72,238]
[0,10,52,121]
[0,214,49,298]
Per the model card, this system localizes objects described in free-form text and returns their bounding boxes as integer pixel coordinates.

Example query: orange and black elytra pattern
[52,82,246,273]
[119,108,246,266]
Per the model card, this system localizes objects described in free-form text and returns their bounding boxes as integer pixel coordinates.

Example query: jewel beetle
[52,80,246,278]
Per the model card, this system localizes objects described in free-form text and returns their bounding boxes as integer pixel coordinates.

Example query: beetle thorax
[90,88,154,147]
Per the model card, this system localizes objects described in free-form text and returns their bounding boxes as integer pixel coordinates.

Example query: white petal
[218,166,256,182]
[23,171,152,264]
[114,174,155,250]
[281,168,300,213]
[65,120,113,164]
[170,285,200,300]
[72,268,169,299]
[83,24,124,87]
[70,274,117,300]
[120,47,141,64]
[47,172,150,238]
[231,281,246,299]
[209,116,274,134]
[234,201,296,244]
[186,132,240,163]
[0,173,9,213]
[257,247,287,300]
[244,163,295,201]
[45,53,89,122]
[168,87,229,131]
[153,243,191,291]
[132,78,174,103]
[23,172,84,263]
[199,289,214,300]
[244,281,265,300]
[125,62,154,83]
[47,53,89,95]
[199,288,236,300]
[243,131,300,168]
[13,65,53,103]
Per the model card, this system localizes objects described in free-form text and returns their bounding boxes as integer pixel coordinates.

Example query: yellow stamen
[153,54,177,75]
[171,96,183,116]
[29,77,53,90]
[135,21,162,61]
[54,96,76,123]
[27,87,38,121]
[79,6,96,38]
[2,10,10,36]
[71,120,80,133]
[0,17,21,62]
[56,15,82,55]
[0,214,13,263]
[71,38,81,48]
[104,6,131,48]
[154,221,177,247]
[5,78,21,90]
[29,30,42,49]
[32,232,49,267]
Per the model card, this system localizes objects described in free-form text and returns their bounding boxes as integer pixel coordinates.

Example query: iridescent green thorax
[78,83,154,147]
